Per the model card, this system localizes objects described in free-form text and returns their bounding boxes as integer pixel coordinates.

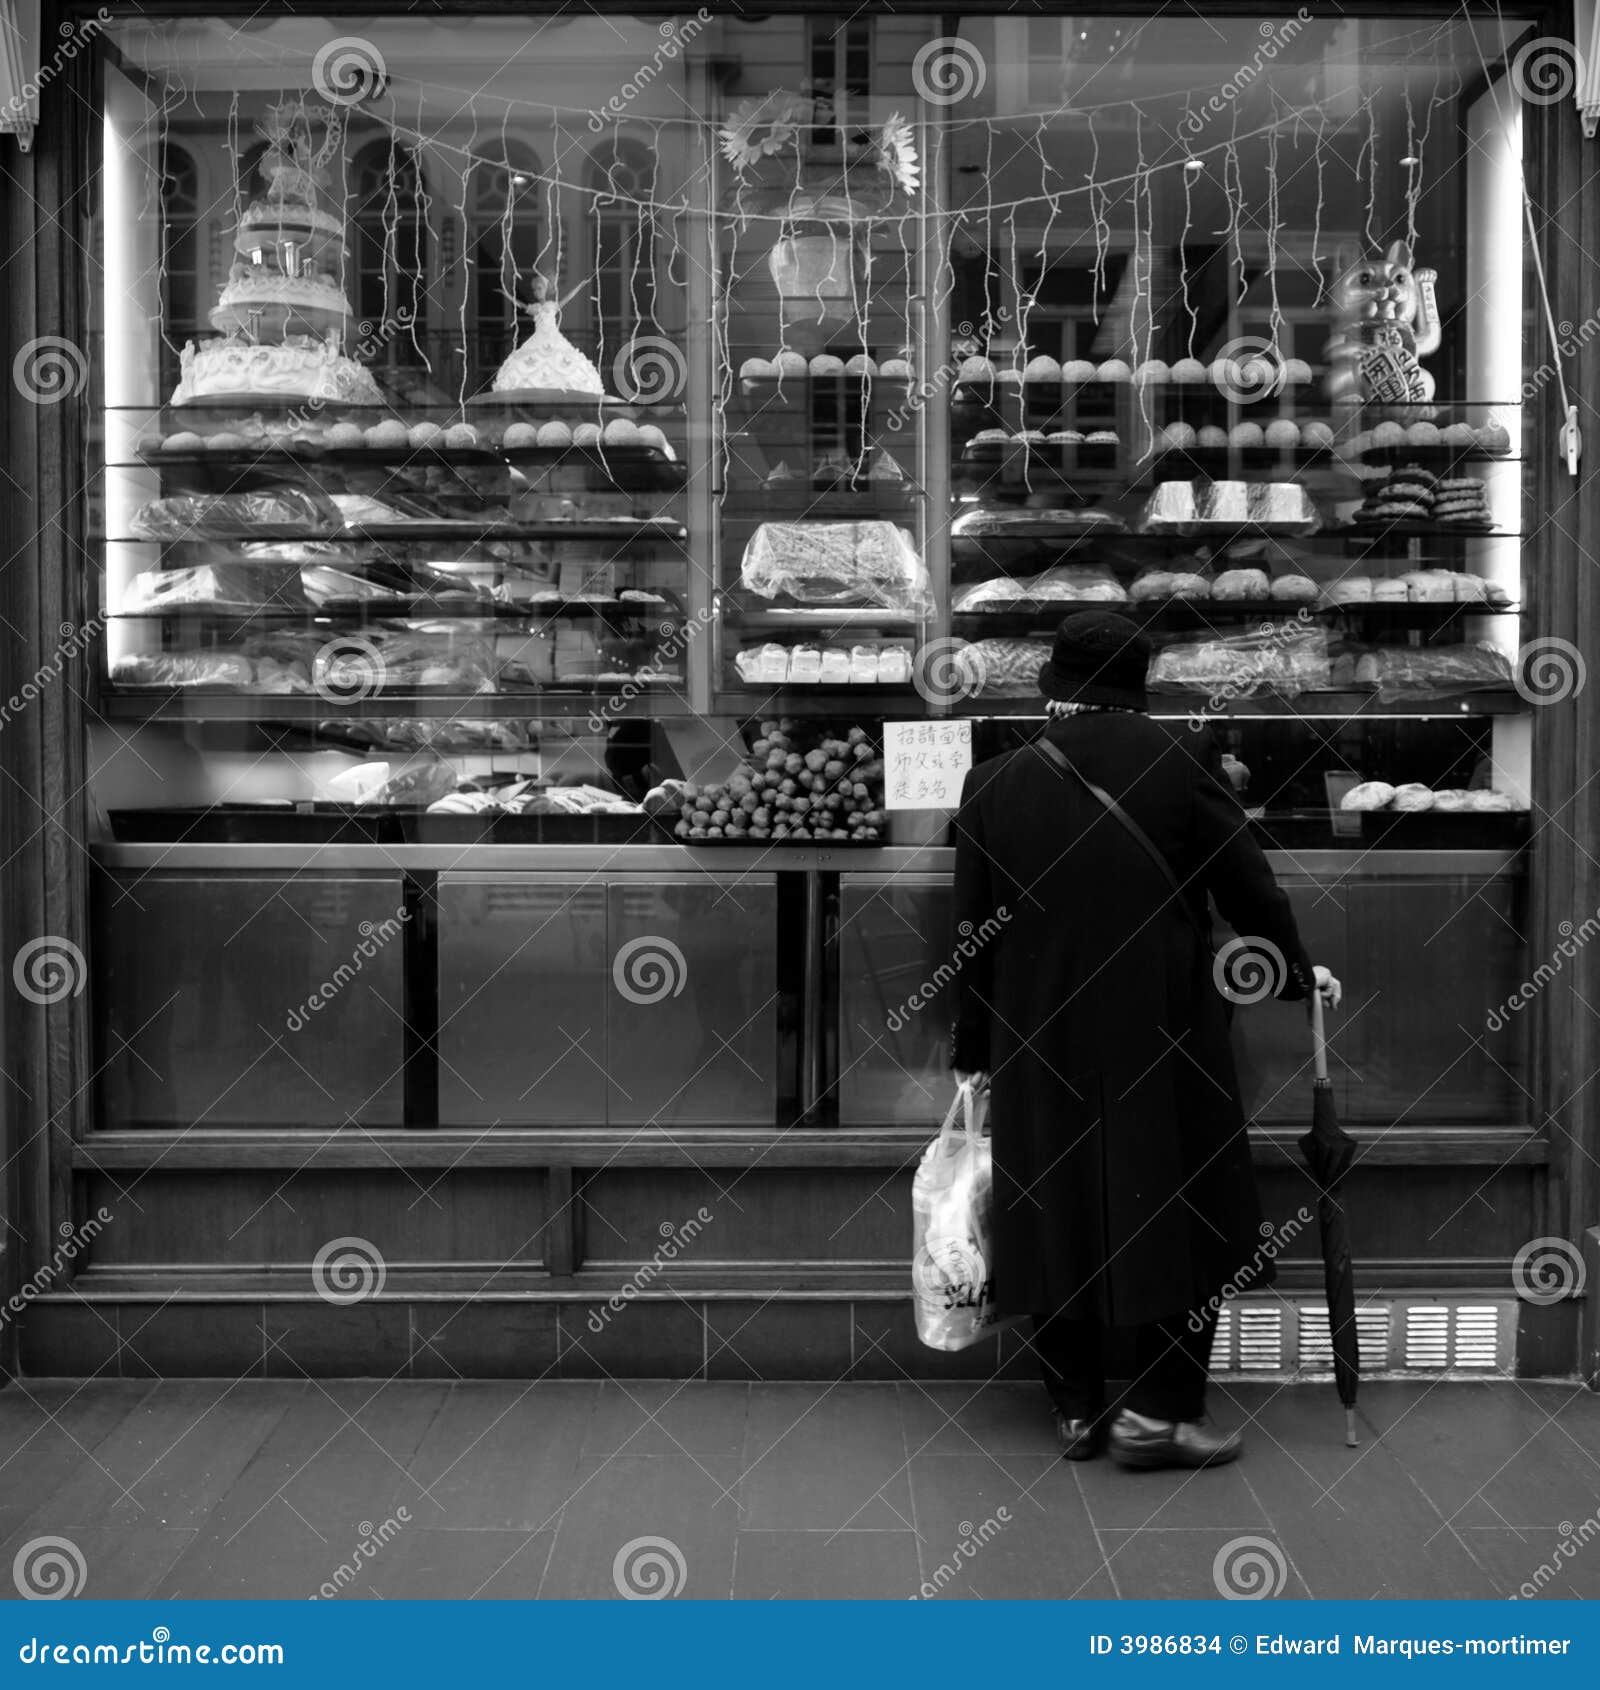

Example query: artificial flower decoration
[877,113,920,196]
[719,91,814,175]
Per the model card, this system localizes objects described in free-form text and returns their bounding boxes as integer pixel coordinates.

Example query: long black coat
[950,714,1314,1328]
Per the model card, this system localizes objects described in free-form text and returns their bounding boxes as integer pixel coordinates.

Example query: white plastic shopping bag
[912,1080,1002,1350]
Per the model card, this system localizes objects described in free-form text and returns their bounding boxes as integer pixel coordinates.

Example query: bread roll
[1340,781,1396,811]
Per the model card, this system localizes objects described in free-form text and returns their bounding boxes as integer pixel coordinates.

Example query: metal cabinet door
[437,875,609,1125]
[96,872,407,1128]
[607,875,778,1125]
[836,874,953,1126]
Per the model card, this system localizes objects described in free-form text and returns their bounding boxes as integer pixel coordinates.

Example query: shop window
[157,143,200,389]
[467,142,543,378]
[807,17,872,153]
[589,141,658,360]
[351,137,428,360]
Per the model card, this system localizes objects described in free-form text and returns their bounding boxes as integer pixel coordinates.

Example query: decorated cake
[492,276,607,397]
[173,103,380,406]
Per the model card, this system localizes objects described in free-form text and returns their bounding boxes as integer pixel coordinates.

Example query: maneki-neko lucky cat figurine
[1324,239,1441,411]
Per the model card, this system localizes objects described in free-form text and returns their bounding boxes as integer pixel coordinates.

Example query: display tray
[1339,520,1503,539]
[108,804,656,844]
[1253,809,1529,850]
[1142,446,1336,478]
[736,372,913,397]
[1352,445,1514,471]
[468,389,627,408]
[107,595,682,624]
[114,519,689,544]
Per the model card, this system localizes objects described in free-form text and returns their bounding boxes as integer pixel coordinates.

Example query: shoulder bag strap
[1034,736,1210,946]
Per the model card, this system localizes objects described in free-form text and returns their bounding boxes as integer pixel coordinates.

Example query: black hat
[1037,610,1151,708]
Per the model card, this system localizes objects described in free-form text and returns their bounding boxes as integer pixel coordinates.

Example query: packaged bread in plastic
[740,521,929,609]
[1147,627,1329,697]
[1354,642,1513,703]
[130,487,339,539]
[117,563,311,614]
[954,637,1052,695]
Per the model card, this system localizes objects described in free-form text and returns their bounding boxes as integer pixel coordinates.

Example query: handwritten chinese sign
[884,720,973,811]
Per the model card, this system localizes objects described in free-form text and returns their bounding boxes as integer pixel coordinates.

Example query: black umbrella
[1297,989,1361,1447]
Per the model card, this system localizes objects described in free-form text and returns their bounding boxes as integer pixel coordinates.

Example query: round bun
[1134,359,1170,385]
[1429,790,1471,812]
[1170,357,1207,385]
[1340,780,1397,812]
[844,353,876,377]
[810,354,845,376]
[740,357,774,380]
[1061,359,1097,383]
[1265,419,1300,448]
[1392,783,1435,812]
[1300,420,1335,449]
[1284,357,1314,385]
[1095,358,1132,383]
[1024,354,1062,382]
[1197,425,1229,448]
[775,350,809,377]
[1162,422,1198,449]
[1270,574,1318,602]
[1229,421,1264,447]
[1466,789,1515,812]
[959,355,996,381]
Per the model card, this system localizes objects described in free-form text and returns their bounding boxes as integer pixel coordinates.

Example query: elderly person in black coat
[950,612,1339,1470]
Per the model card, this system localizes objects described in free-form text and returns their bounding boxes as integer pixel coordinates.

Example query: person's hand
[1312,965,1342,1010]
[954,1069,990,1093]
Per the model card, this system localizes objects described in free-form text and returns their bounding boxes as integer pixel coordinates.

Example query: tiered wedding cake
[491,276,607,397]
[173,102,381,406]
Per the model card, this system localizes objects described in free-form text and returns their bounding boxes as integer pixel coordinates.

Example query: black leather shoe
[1107,1409,1242,1470]
[1053,1410,1102,1461]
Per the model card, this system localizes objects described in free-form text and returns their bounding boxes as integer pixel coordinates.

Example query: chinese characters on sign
[884,720,973,811]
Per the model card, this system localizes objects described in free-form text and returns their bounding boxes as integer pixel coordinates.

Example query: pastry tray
[108,803,657,845]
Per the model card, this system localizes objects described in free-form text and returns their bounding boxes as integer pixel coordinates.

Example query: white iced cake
[493,298,606,396]
[173,333,382,406]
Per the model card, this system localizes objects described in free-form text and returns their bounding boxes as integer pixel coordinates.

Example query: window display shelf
[99,688,697,723]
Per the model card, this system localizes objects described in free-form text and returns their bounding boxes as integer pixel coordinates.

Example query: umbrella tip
[1345,1408,1360,1447]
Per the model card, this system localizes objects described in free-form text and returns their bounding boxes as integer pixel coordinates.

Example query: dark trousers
[1032,1304,1219,1422]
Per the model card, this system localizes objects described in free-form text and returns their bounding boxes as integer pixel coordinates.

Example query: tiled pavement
[0,1376,1596,1600]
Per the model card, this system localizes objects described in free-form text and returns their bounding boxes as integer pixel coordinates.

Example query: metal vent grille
[1237,1306,1284,1370]
[1207,1299,1513,1378]
[1452,1305,1503,1370]
[1296,1303,1393,1372]
[1404,1305,1453,1369]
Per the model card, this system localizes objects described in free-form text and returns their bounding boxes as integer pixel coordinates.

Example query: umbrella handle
[1311,986,1329,1083]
